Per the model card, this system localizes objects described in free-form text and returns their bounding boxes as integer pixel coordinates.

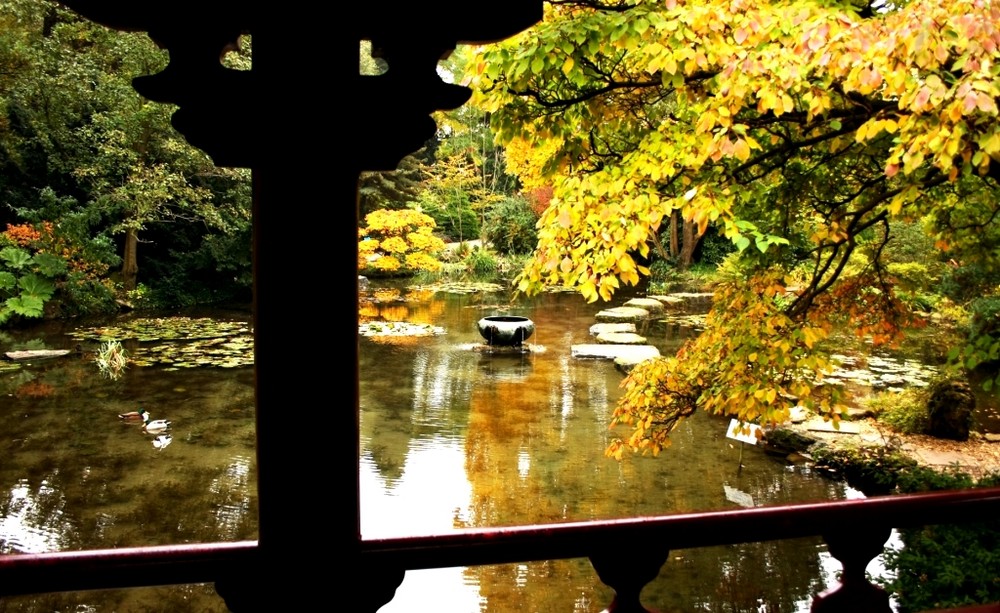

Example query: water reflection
[0,476,75,554]
[360,284,854,612]
[0,314,257,611]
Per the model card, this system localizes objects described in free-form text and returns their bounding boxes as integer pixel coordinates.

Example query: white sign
[726,419,762,445]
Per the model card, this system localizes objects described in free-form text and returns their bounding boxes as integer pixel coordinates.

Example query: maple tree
[467,0,1000,454]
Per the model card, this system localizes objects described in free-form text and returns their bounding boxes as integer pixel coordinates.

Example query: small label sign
[727,419,762,445]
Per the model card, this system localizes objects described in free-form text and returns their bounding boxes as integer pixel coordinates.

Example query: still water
[359,283,864,613]
[0,287,872,612]
[0,309,256,612]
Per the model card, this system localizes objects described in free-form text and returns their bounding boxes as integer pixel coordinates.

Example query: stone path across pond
[572,293,712,371]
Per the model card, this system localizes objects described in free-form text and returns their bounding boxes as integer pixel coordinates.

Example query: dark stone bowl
[477,316,535,346]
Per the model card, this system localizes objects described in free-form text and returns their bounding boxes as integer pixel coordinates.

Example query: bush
[809,442,918,495]
[967,294,1000,339]
[421,193,480,243]
[867,388,930,434]
[696,228,736,266]
[482,196,539,255]
[358,209,445,277]
[463,248,498,278]
[879,471,1000,613]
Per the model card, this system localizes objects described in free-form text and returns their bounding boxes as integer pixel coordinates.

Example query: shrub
[482,196,539,255]
[809,442,918,495]
[867,388,930,435]
[358,209,445,277]
[696,228,736,266]
[464,248,498,278]
[880,471,1000,613]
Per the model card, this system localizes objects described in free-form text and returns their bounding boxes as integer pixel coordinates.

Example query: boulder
[926,378,975,441]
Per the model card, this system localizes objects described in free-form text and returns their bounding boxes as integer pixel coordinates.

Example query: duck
[142,413,172,434]
[119,408,149,422]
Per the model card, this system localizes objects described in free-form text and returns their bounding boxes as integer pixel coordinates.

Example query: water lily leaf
[68,317,254,368]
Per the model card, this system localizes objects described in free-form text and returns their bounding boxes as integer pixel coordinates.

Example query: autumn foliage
[469,0,1000,453]
[358,209,446,276]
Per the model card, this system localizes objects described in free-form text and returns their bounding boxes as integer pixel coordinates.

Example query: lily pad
[359,321,445,338]
[410,281,506,294]
[68,317,254,368]
[67,317,250,343]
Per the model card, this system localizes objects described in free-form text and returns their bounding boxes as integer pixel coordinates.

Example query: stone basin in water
[477,315,535,346]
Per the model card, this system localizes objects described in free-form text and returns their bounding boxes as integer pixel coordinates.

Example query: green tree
[0,0,252,305]
[468,0,1000,453]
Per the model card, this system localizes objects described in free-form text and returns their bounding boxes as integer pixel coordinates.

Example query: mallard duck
[119,408,148,422]
[142,414,172,434]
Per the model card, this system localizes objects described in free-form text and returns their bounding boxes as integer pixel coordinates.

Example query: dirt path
[785,418,1000,479]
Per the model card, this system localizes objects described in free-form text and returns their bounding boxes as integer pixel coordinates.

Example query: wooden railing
[2,486,998,612]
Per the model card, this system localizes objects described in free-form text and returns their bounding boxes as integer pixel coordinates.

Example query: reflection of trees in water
[652,540,827,613]
[210,455,256,541]
[361,341,483,484]
[360,289,856,610]
[0,476,76,554]
[469,558,614,613]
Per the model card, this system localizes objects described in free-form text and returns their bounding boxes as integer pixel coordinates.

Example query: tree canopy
[0,0,252,313]
[467,0,1000,455]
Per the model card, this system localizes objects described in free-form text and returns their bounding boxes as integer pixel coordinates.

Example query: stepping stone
[623,298,664,312]
[571,344,660,361]
[614,353,660,373]
[590,322,637,336]
[646,295,686,308]
[596,332,647,344]
[594,306,650,323]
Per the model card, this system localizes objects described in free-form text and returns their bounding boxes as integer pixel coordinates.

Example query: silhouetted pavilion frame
[0,3,998,612]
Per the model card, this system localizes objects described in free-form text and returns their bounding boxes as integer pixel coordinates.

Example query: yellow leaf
[562,56,575,76]
[733,138,751,162]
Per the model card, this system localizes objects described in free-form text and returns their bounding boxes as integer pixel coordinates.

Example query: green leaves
[0,247,31,270]
[18,274,54,300]
[5,294,44,318]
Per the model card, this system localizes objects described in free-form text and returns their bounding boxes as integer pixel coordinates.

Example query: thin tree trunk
[669,210,680,258]
[678,219,705,271]
[121,227,139,292]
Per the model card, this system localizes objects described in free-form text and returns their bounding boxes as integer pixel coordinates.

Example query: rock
[589,322,637,336]
[762,426,820,456]
[596,332,647,345]
[646,295,685,308]
[623,297,665,312]
[571,344,660,361]
[927,378,975,441]
[594,306,651,323]
[788,405,809,423]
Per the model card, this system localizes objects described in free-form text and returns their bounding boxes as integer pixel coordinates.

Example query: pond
[0,308,256,611]
[0,284,942,612]
[359,282,881,612]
